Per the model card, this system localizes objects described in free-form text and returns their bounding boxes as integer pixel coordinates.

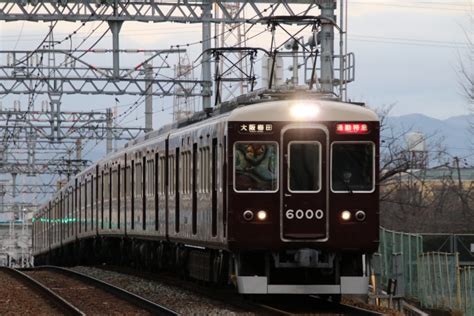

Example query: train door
[281,125,328,241]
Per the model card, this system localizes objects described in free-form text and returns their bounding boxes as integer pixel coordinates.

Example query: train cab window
[234,142,278,192]
[288,142,321,192]
[331,142,375,192]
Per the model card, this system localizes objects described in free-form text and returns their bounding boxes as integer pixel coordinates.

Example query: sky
[347,1,472,119]
[0,0,471,124]
[0,0,472,207]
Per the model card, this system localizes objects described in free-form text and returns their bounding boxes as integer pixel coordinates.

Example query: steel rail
[0,266,85,316]
[33,266,178,316]
[254,294,386,315]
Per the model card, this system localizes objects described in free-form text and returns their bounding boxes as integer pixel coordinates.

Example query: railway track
[21,266,177,316]
[93,265,387,315]
[0,266,79,315]
[88,265,272,314]
[256,295,387,315]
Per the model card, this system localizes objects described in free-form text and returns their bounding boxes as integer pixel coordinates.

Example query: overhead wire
[5,17,110,203]
[61,3,284,183]
[114,2,286,124]
[350,1,469,11]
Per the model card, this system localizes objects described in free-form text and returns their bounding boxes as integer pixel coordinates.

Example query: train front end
[226,99,379,295]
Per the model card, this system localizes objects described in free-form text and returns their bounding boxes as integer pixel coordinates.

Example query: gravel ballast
[71,266,252,315]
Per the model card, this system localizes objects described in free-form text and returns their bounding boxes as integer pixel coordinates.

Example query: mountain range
[84,113,473,167]
[383,113,473,166]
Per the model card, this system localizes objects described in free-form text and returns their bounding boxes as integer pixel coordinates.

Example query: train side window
[288,141,321,192]
[86,178,91,232]
[199,148,203,193]
[168,155,175,195]
[112,167,118,231]
[199,147,210,193]
[113,168,119,198]
[98,171,103,230]
[159,156,166,195]
[65,188,72,238]
[135,162,142,198]
[154,152,159,231]
[103,171,109,200]
[79,181,84,233]
[147,159,154,197]
[206,147,211,193]
[331,142,375,193]
[83,181,87,233]
[179,152,184,194]
[192,143,197,235]
[103,170,109,229]
[175,148,180,233]
[90,176,94,230]
[126,165,131,198]
[233,142,278,192]
[181,151,191,195]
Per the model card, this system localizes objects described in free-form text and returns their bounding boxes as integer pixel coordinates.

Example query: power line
[351,1,470,11]
[349,37,469,49]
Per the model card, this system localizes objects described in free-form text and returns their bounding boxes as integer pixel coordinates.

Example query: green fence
[376,229,474,314]
[422,234,474,265]
[418,252,461,311]
[460,266,474,315]
[376,227,423,298]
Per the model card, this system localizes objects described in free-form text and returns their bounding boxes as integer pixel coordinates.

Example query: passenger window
[146,159,154,196]
[234,142,278,192]
[135,163,142,197]
[159,156,166,195]
[168,156,175,195]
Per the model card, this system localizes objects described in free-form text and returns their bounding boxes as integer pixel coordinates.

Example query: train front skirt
[236,276,369,294]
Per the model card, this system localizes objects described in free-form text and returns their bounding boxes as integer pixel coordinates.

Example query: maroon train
[33,92,379,296]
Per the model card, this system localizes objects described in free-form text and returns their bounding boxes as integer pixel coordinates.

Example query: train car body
[33,94,379,296]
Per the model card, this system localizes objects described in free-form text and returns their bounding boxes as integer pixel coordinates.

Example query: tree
[458,11,473,137]
[376,106,474,233]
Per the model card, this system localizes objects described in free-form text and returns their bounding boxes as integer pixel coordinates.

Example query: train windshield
[288,142,321,192]
[331,143,374,192]
[234,142,278,192]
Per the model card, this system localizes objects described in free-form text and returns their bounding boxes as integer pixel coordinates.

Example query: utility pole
[214,3,248,102]
[108,21,124,79]
[145,63,153,132]
[319,0,336,94]
[202,0,212,111]
[106,108,113,155]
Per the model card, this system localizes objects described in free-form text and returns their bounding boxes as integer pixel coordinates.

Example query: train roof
[45,90,379,208]
[226,98,379,122]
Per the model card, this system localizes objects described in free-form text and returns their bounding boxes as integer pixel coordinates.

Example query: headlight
[290,104,319,120]
[341,210,351,221]
[257,210,267,221]
[355,210,366,221]
[243,210,254,221]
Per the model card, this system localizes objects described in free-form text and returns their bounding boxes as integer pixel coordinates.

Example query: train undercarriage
[34,235,370,297]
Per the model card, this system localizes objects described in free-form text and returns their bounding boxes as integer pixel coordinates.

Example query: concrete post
[319,0,336,94]
[108,21,124,79]
[201,0,212,110]
[144,63,153,132]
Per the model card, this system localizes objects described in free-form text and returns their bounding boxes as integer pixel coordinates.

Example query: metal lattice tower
[173,54,196,122]
[0,0,352,265]
[0,0,353,198]
[214,2,248,102]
